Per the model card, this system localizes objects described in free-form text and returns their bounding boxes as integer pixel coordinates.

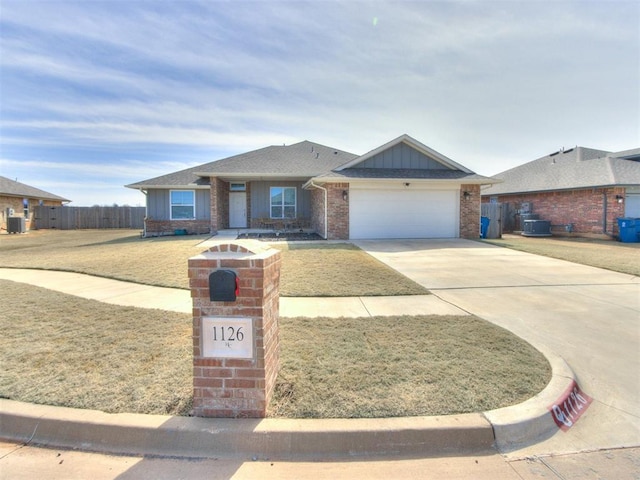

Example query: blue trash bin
[480,216,490,238]
[617,218,639,243]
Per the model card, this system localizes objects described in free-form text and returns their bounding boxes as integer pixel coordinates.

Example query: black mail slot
[209,270,238,302]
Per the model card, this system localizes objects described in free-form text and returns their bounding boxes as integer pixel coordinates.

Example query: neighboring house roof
[482,147,640,196]
[0,175,70,202]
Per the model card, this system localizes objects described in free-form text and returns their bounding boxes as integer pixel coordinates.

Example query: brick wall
[1,197,62,231]
[189,243,281,418]
[459,184,481,239]
[309,187,326,238]
[325,183,349,240]
[210,178,229,234]
[485,187,626,236]
[144,219,211,236]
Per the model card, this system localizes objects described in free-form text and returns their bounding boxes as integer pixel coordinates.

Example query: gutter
[305,180,328,239]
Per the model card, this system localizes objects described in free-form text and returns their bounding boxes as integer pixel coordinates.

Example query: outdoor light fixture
[342,190,348,201]
[463,191,471,200]
[404,182,410,187]
[616,195,624,204]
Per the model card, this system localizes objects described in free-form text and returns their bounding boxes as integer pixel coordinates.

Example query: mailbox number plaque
[202,316,253,359]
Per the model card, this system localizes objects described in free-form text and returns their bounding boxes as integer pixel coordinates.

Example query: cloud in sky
[0,0,638,205]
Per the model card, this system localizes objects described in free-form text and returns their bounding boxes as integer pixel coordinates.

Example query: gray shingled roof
[126,141,358,188]
[482,147,640,195]
[0,176,70,202]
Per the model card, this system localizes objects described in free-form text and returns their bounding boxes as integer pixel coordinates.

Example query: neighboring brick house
[0,176,70,232]
[481,147,640,238]
[126,134,496,240]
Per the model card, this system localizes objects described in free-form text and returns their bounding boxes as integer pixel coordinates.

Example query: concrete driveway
[355,239,640,459]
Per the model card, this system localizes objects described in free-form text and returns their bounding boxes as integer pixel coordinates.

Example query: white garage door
[349,186,459,239]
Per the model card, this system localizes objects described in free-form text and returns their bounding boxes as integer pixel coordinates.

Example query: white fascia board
[335,134,473,174]
[311,176,497,186]
[126,184,210,190]
[348,180,466,191]
[195,172,311,181]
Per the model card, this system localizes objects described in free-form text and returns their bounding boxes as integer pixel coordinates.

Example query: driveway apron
[355,239,640,458]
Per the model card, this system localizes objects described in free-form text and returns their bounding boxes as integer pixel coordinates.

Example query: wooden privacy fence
[33,206,145,230]
[481,203,503,239]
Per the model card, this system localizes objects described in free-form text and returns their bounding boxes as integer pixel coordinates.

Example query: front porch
[214,226,322,242]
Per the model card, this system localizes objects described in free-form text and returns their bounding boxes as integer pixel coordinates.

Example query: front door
[229,192,247,228]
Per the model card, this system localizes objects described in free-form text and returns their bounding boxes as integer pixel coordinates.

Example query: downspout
[307,181,328,239]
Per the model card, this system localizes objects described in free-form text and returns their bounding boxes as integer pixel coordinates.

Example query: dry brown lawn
[0,280,192,416]
[0,230,428,296]
[482,235,640,277]
[277,243,427,296]
[0,229,204,289]
[269,315,550,418]
[0,280,550,418]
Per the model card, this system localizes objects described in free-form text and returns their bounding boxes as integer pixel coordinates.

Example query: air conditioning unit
[7,217,26,234]
[522,219,551,237]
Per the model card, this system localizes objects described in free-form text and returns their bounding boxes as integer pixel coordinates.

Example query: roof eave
[308,176,498,186]
[125,184,211,190]
[1,191,70,202]
[195,172,316,181]
[481,182,640,196]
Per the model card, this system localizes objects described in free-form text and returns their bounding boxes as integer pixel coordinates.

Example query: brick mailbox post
[188,242,281,418]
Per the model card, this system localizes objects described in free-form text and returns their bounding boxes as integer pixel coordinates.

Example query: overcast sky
[1,0,638,206]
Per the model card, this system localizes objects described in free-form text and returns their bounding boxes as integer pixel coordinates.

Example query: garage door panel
[350,188,458,239]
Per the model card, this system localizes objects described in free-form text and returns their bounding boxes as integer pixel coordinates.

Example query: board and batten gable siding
[357,142,452,170]
[146,189,210,220]
[250,181,312,219]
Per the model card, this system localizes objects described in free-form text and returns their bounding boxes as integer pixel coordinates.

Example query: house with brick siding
[0,176,70,232]
[126,134,496,240]
[481,147,640,238]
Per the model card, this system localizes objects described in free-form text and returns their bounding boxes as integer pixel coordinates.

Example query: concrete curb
[484,348,576,453]
[0,400,493,460]
[0,350,575,460]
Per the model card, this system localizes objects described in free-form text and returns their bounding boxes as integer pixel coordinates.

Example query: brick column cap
[189,241,280,262]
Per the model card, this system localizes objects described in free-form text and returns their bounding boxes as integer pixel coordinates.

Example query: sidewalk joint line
[430,282,637,291]
[358,297,373,317]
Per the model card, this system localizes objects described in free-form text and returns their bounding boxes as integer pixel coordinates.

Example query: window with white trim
[270,187,296,218]
[170,190,195,219]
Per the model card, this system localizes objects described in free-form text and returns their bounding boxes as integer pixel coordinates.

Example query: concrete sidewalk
[3,440,639,480]
[0,268,467,318]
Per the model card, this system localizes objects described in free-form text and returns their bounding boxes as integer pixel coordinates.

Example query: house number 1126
[202,317,253,359]
[212,326,244,342]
